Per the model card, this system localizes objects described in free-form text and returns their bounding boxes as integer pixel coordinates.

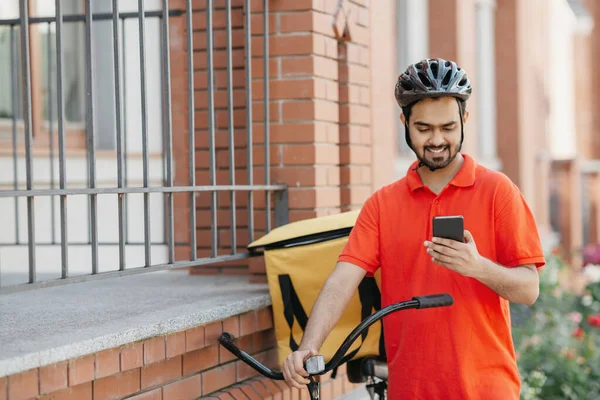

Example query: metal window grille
[0,0,288,294]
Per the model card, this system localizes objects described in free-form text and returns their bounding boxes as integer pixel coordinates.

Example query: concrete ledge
[0,271,271,378]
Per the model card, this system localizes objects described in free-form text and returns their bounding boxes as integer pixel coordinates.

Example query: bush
[511,253,600,399]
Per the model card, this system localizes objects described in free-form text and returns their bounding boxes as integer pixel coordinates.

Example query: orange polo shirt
[338,154,545,400]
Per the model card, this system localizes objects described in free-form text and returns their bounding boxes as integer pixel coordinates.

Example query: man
[281,58,545,399]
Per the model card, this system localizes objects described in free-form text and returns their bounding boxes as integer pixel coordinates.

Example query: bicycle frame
[219,293,454,400]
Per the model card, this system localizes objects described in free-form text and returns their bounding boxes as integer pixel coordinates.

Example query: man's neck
[417,153,465,194]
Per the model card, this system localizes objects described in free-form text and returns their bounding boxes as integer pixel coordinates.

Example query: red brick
[252,35,314,57]
[240,311,258,336]
[229,388,250,400]
[222,316,241,338]
[186,326,206,352]
[282,101,314,121]
[7,369,38,400]
[201,364,236,395]
[68,355,94,386]
[252,101,281,123]
[253,331,276,354]
[251,58,279,79]
[166,331,186,359]
[205,321,224,346]
[127,388,163,400]
[93,369,141,400]
[195,88,247,110]
[250,380,271,399]
[250,13,279,35]
[193,29,246,51]
[183,345,219,376]
[144,336,166,365]
[240,384,262,400]
[38,382,92,400]
[235,358,260,382]
[163,375,202,399]
[39,362,68,394]
[256,308,273,331]
[262,379,284,399]
[0,377,5,400]
[141,356,182,390]
[95,348,120,379]
[252,80,315,101]
[194,49,246,70]
[272,166,317,187]
[192,10,244,31]
[121,342,144,371]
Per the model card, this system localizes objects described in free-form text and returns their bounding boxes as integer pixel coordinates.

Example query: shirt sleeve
[338,193,381,275]
[494,179,546,269]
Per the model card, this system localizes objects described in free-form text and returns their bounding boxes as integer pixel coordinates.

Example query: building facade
[1,0,599,399]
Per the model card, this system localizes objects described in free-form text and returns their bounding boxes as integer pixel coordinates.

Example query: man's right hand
[282,349,319,389]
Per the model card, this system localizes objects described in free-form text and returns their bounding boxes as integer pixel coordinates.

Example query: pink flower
[568,312,583,324]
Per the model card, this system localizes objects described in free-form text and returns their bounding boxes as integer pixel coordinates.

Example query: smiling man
[281,58,546,399]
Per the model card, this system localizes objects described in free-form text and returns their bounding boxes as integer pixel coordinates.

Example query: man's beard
[416,143,460,172]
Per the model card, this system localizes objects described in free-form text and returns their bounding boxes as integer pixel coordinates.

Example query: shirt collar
[406,153,477,191]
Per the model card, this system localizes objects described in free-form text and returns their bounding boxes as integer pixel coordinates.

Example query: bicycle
[219,293,454,400]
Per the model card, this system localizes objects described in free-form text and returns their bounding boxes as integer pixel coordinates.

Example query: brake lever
[308,377,320,400]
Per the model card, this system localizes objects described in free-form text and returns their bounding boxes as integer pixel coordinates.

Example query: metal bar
[186,0,197,260]
[0,184,287,198]
[207,0,218,258]
[245,0,254,244]
[113,0,126,271]
[121,18,129,245]
[263,0,271,233]
[19,0,36,283]
[274,189,289,227]
[138,0,151,267]
[85,0,99,275]
[47,22,56,244]
[10,26,20,245]
[0,241,174,247]
[161,0,175,263]
[159,25,167,244]
[226,0,236,254]
[56,0,69,278]
[0,10,185,26]
[0,252,255,295]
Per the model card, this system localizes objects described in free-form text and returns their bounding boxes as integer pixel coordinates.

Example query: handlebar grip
[219,332,243,358]
[305,355,325,375]
[413,293,453,309]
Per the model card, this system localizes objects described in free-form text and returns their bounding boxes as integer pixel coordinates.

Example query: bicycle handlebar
[218,293,453,380]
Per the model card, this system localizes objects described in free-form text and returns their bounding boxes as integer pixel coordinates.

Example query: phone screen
[432,216,464,242]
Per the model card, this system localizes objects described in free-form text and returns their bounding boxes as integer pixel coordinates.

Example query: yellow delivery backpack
[247,210,386,367]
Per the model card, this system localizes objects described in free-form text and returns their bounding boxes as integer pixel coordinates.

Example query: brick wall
[168,0,374,278]
[0,307,362,400]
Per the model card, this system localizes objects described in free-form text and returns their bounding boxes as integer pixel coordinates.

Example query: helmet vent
[430,62,439,78]
[418,72,432,88]
[459,77,468,86]
[442,70,452,86]
[400,80,413,91]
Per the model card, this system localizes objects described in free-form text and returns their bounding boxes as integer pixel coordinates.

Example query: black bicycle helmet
[394,58,472,107]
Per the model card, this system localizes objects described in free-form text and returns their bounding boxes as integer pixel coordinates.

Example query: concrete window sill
[0,271,271,378]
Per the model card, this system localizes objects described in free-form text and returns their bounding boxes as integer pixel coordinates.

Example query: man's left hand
[424,230,483,278]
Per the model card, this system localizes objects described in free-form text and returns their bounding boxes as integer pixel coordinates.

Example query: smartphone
[432,215,464,242]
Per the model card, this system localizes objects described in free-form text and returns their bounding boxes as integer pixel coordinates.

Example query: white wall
[0,154,168,282]
[547,0,578,160]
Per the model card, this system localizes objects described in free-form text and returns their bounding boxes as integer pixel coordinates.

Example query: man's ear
[400,113,406,125]
[462,110,469,124]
